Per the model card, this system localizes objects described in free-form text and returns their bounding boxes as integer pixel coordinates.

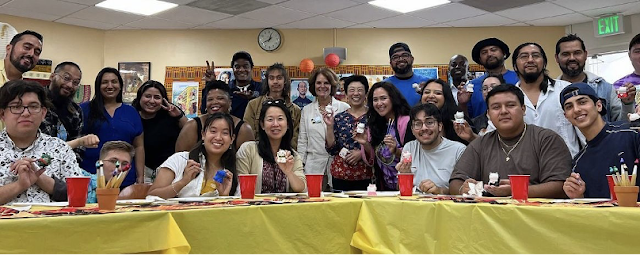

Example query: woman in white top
[297,68,350,191]
[148,113,235,198]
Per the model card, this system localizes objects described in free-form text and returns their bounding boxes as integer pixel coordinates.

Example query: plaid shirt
[39,93,84,162]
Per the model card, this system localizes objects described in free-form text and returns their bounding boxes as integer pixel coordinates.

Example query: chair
[118,183,152,199]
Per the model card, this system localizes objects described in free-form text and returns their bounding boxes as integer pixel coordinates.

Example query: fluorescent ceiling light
[96,0,178,16]
[369,0,450,13]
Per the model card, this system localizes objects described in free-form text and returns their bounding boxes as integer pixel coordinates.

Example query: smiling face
[314,73,332,99]
[479,45,505,70]
[205,89,230,114]
[346,81,366,107]
[50,64,81,98]
[232,59,252,82]
[201,118,233,156]
[563,95,602,130]
[1,92,47,137]
[556,40,587,78]
[100,72,121,101]
[372,87,393,119]
[630,43,640,74]
[487,92,526,133]
[140,87,163,114]
[7,34,42,73]
[261,106,288,141]
[421,82,445,109]
[411,110,442,148]
[390,48,413,75]
[449,55,468,80]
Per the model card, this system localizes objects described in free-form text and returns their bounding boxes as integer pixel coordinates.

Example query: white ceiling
[0,0,638,30]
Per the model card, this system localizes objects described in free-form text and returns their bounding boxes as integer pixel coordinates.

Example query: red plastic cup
[398,173,414,196]
[509,175,530,201]
[305,174,324,197]
[238,174,257,199]
[606,175,633,200]
[66,176,90,207]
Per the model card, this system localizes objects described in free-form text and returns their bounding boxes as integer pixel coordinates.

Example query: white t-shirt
[402,137,466,189]
[159,151,216,197]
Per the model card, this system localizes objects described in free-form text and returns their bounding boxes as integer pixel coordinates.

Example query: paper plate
[10,202,68,207]
[167,197,216,202]
[116,199,153,205]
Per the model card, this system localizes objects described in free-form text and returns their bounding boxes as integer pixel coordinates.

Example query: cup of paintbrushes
[96,188,120,211]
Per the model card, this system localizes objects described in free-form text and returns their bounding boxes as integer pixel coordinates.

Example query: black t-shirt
[142,111,182,170]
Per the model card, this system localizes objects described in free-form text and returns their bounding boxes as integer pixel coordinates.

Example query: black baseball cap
[389,42,411,57]
[231,51,254,67]
[560,82,607,116]
[471,38,510,64]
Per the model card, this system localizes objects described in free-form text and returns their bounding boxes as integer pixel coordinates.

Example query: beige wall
[565,13,640,55]
[2,14,566,86]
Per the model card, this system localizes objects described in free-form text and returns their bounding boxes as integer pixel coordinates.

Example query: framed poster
[412,67,439,80]
[172,81,200,119]
[118,62,151,104]
[215,68,234,85]
[291,78,314,109]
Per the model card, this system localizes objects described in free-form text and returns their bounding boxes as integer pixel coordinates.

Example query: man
[396,103,466,194]
[561,83,640,199]
[614,33,640,105]
[448,54,469,105]
[1,30,43,85]
[555,34,634,122]
[450,85,571,198]
[293,81,312,108]
[467,38,520,118]
[512,42,582,157]
[384,42,428,106]
[84,141,135,203]
[40,62,99,151]
[0,80,81,205]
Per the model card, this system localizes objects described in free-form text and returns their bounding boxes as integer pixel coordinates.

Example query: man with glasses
[0,80,81,205]
[83,141,134,203]
[40,62,98,151]
[395,103,466,194]
[384,42,428,106]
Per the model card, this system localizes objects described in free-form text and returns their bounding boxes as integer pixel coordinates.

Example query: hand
[622,82,637,104]
[419,179,440,194]
[182,160,201,182]
[563,172,586,199]
[322,111,334,126]
[233,90,254,100]
[345,149,362,165]
[383,135,397,154]
[460,178,478,195]
[484,179,511,197]
[81,134,100,148]
[275,150,294,175]
[453,120,476,142]
[162,98,183,117]
[136,176,144,184]
[204,60,215,82]
[395,160,411,173]
[457,82,472,105]
[12,158,45,188]
[352,131,368,145]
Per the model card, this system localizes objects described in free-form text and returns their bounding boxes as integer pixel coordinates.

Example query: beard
[50,84,73,106]
[9,50,35,73]
[560,60,584,78]
[520,69,544,83]
[392,62,413,75]
[483,56,504,70]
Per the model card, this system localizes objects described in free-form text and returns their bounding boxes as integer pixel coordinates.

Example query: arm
[148,168,188,199]
[133,134,145,184]
[449,143,481,195]
[529,181,566,198]
[66,134,99,149]
[291,105,301,150]
[177,116,188,129]
[34,175,56,194]
[175,119,199,152]
[324,113,338,154]
[281,151,306,192]
[297,109,309,163]
[0,181,29,205]
[234,121,255,150]
[243,100,258,139]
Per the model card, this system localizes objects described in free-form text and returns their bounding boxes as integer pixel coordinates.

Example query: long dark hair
[87,67,123,132]
[132,80,169,112]
[188,112,238,194]
[257,100,295,163]
[420,78,459,123]
[512,42,555,93]
[366,81,411,147]
[261,63,291,103]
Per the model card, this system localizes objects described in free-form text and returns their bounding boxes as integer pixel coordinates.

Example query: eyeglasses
[391,53,412,62]
[58,73,81,87]
[7,104,42,114]
[412,118,437,129]
[517,53,543,61]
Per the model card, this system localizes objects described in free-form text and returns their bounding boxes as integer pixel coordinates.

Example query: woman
[420,78,476,145]
[324,75,372,191]
[176,80,254,152]
[244,63,301,149]
[80,67,145,188]
[132,80,188,182]
[298,67,350,191]
[237,100,306,193]
[148,113,235,198]
[471,74,505,136]
[354,82,415,191]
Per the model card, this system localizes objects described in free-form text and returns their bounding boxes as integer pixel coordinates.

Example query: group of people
[1,28,640,205]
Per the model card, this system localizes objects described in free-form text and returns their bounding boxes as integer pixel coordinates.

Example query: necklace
[497,124,527,161]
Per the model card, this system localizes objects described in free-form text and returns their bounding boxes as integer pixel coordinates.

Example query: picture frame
[118,62,151,104]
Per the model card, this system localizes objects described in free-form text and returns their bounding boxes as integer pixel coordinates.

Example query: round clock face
[258,28,282,52]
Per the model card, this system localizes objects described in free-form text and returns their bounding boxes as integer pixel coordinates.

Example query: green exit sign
[594,14,624,37]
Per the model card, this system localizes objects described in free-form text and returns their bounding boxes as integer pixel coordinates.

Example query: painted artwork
[215,68,234,85]
[291,78,315,109]
[118,62,150,104]
[73,85,92,104]
[172,81,200,119]
[363,75,388,87]
[412,67,439,80]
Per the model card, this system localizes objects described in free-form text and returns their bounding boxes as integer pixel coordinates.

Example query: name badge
[311,116,322,124]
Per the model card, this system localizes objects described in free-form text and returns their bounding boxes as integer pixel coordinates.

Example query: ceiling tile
[410,3,487,23]
[125,17,197,29]
[59,0,103,5]
[278,0,361,15]
[188,0,270,15]
[112,25,140,30]
[461,0,545,12]
[0,7,62,21]
[503,22,532,26]
[276,15,354,29]
[550,0,637,12]
[67,7,143,25]
[3,0,87,16]
[345,24,374,28]
[495,2,574,21]
[324,4,400,23]
[443,13,517,27]
[0,0,10,4]
[238,5,314,25]
[56,16,119,29]
[526,13,592,26]
[424,23,454,27]
[163,0,198,4]
[361,15,437,28]
[257,0,287,3]
[579,2,640,17]
[154,5,232,25]
[196,16,276,29]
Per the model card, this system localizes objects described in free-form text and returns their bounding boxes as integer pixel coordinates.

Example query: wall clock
[258,28,282,52]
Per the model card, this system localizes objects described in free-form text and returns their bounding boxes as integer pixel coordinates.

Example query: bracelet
[171,183,179,195]
[458,184,464,195]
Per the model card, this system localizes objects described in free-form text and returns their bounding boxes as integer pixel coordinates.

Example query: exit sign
[594,14,624,37]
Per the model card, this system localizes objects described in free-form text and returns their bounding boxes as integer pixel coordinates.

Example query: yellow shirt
[0,60,22,130]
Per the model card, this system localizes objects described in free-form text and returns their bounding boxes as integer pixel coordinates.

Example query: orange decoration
[324,53,340,67]
[299,58,315,73]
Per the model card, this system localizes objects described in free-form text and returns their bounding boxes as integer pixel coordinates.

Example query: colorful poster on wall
[363,75,389,87]
[118,62,151,104]
[291,78,314,109]
[73,85,92,104]
[412,67,439,80]
[215,68,234,85]
[172,81,199,119]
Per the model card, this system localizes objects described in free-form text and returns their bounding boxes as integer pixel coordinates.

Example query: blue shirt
[384,74,428,107]
[573,122,640,199]
[80,103,143,188]
[468,70,519,118]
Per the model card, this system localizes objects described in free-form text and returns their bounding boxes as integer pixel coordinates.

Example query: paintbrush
[632,159,638,186]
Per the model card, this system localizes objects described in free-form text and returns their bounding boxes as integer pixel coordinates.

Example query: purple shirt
[613,72,640,89]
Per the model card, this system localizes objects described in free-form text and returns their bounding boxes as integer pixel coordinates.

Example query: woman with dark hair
[244,63,301,149]
[298,67,350,190]
[420,78,475,145]
[354,81,415,191]
[470,74,506,136]
[80,67,145,188]
[175,80,254,152]
[324,75,372,191]
[237,100,306,194]
[132,80,187,182]
[148,113,236,198]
